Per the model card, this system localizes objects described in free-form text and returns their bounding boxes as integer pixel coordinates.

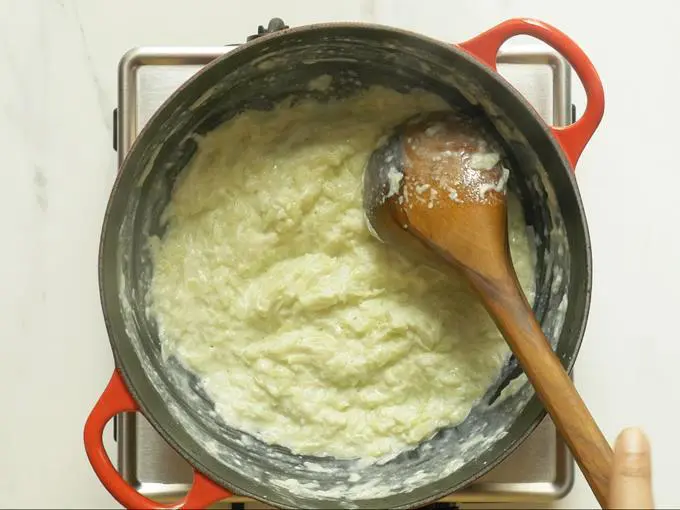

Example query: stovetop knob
[247,17,289,41]
[112,108,118,152]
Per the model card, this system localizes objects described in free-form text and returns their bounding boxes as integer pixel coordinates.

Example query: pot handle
[84,370,232,509]
[458,18,604,169]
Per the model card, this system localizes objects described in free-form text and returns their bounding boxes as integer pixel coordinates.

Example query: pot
[85,18,604,509]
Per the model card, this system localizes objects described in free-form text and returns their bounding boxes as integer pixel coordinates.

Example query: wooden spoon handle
[465,270,613,508]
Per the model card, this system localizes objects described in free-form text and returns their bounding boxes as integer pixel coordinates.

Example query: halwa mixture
[150,85,535,460]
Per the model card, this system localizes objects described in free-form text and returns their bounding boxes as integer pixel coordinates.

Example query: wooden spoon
[363,111,613,508]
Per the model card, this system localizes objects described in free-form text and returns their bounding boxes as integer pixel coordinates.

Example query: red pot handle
[458,18,605,169]
[84,370,233,509]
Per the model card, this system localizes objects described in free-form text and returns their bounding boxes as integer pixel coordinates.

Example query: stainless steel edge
[117,46,240,161]
[114,43,574,505]
[498,46,572,128]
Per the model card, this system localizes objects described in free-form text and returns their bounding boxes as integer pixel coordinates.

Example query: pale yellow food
[150,85,535,460]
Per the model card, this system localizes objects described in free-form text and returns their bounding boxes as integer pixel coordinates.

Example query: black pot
[86,18,604,510]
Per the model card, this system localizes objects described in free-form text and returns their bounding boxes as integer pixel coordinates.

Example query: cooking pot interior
[103,26,589,509]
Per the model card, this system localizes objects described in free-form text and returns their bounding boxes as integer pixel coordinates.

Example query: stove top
[112,40,575,507]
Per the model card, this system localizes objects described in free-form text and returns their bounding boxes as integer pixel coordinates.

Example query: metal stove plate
[114,44,574,505]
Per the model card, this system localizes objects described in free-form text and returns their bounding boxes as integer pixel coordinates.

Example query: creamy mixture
[150,85,535,461]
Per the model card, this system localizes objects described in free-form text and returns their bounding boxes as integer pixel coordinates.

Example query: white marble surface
[1,0,678,508]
